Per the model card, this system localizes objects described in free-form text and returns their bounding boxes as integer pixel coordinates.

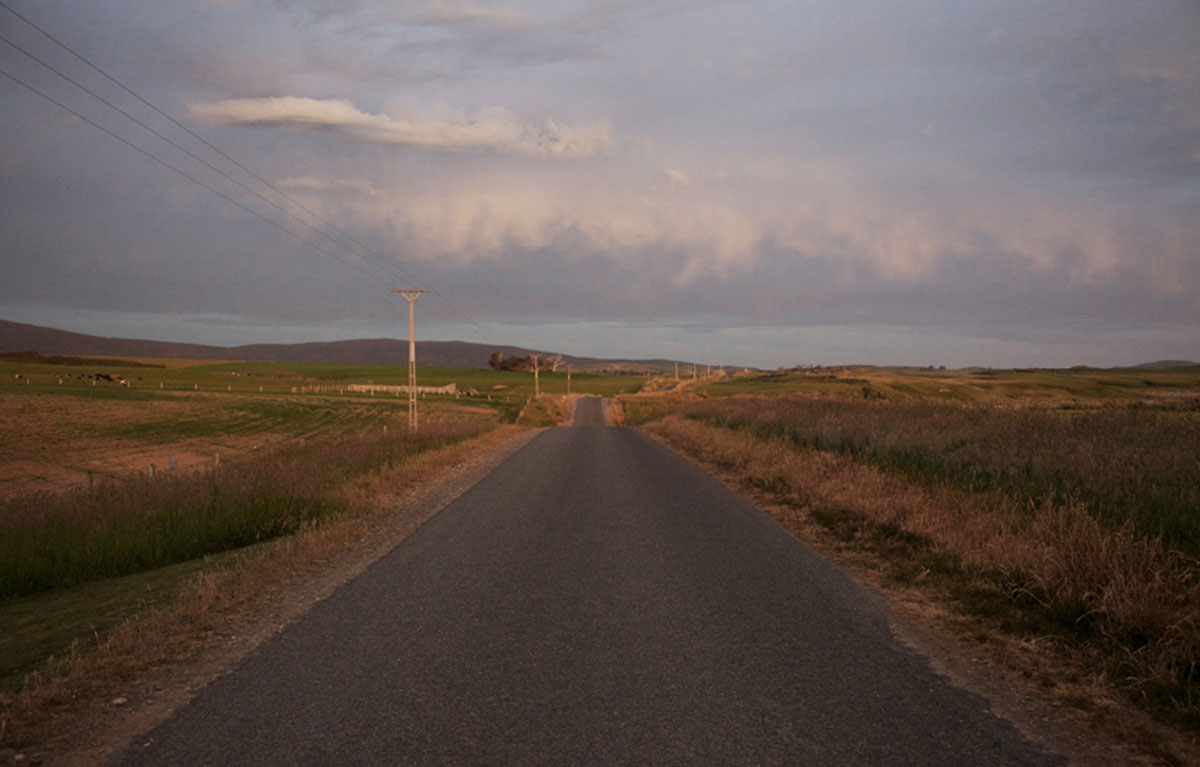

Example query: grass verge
[516,394,567,427]
[0,426,528,753]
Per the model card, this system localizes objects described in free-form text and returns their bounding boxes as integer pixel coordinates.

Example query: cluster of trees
[487,352,563,372]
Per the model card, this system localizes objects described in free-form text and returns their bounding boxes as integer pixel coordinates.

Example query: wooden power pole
[392,287,429,431]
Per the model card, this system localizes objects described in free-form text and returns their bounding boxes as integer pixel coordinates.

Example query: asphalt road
[114,398,1063,766]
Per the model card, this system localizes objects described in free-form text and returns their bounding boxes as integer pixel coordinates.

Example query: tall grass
[682,397,1200,553]
[644,399,1200,726]
[0,421,488,599]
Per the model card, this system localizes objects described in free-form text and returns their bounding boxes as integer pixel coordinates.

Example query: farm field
[623,364,1200,741]
[0,357,640,498]
[0,356,638,718]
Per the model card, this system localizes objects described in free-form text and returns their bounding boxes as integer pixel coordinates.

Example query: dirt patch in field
[0,394,265,497]
[0,390,420,498]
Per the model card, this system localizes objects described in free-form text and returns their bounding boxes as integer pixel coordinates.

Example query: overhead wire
[0,65,395,287]
[0,29,406,289]
[0,3,383,264]
[0,1,485,327]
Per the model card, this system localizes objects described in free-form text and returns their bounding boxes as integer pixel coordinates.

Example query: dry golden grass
[517,393,567,426]
[645,415,1200,730]
[680,396,1200,549]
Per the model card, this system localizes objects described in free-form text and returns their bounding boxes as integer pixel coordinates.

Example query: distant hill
[0,319,681,372]
[1135,359,1198,369]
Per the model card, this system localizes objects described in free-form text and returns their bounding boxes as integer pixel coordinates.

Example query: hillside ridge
[0,319,680,372]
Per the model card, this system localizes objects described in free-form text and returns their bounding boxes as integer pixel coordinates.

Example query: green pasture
[0,553,231,691]
[0,359,643,402]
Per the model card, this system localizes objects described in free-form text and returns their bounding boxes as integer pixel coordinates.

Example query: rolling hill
[0,319,681,373]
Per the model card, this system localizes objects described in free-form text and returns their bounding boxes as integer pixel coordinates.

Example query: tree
[487,351,534,371]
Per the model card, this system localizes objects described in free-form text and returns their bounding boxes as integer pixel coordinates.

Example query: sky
[1,0,1197,369]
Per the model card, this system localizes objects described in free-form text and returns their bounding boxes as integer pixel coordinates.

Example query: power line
[0,30,413,289]
[0,0,485,327]
[0,2,372,255]
[0,65,396,287]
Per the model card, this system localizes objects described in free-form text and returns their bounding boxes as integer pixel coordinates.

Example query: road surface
[114,397,1062,765]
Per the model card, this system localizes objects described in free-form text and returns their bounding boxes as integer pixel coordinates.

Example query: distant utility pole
[674,362,679,380]
[392,287,429,431]
[567,364,571,395]
[531,353,540,397]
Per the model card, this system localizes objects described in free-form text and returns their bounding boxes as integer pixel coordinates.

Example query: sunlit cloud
[406,0,533,30]
[277,175,376,192]
[188,97,613,158]
[663,168,691,186]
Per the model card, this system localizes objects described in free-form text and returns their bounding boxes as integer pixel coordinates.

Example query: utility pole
[567,364,571,395]
[674,362,679,381]
[392,287,429,431]
[531,354,540,397]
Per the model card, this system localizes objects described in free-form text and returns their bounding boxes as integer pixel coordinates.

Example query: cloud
[267,0,532,28]
[274,124,1199,314]
[276,166,763,285]
[663,168,691,186]
[405,0,532,30]
[277,175,376,192]
[187,97,613,158]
